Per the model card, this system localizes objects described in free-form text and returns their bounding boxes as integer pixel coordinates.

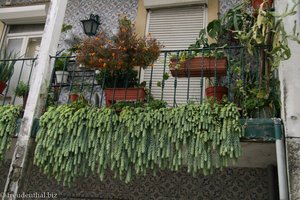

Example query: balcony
[48,45,279,119]
[0,57,36,107]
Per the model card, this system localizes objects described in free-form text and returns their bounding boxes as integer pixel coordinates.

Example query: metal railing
[47,46,278,117]
[0,57,37,107]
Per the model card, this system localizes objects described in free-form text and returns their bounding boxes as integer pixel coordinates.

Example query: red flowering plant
[76,16,162,88]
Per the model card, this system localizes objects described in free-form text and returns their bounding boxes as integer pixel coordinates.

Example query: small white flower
[95,70,100,74]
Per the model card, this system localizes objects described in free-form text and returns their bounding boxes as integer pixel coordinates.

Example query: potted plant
[54,52,70,84]
[205,77,228,102]
[252,0,273,10]
[14,81,30,108]
[0,51,17,94]
[229,1,300,117]
[169,21,229,99]
[69,85,81,102]
[62,23,75,45]
[96,67,147,106]
[169,27,228,78]
[76,16,162,106]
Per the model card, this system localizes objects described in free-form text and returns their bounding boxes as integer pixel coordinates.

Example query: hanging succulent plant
[0,105,22,163]
[34,101,243,186]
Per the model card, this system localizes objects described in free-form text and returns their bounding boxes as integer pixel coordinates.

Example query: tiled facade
[19,159,270,200]
[59,0,138,52]
[219,0,242,15]
[0,1,273,199]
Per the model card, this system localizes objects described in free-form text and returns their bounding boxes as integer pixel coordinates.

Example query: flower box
[169,57,227,78]
[105,87,146,106]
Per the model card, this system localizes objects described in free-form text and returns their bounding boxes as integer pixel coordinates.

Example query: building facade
[0,0,298,199]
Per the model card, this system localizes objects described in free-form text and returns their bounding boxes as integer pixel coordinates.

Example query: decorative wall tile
[219,0,243,16]
[59,0,138,52]
[0,1,272,199]
[19,158,270,200]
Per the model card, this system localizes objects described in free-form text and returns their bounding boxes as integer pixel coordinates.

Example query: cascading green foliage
[34,101,243,186]
[0,105,22,162]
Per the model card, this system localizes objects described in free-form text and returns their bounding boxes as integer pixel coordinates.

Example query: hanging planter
[0,81,7,94]
[205,86,228,102]
[105,87,146,106]
[55,71,69,84]
[169,57,227,78]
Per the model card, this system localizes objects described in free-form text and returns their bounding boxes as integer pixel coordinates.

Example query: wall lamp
[81,14,101,36]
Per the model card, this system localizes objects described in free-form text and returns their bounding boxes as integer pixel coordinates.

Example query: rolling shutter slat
[144,5,206,105]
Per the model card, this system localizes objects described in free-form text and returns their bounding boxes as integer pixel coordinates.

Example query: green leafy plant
[0,105,22,163]
[15,81,29,97]
[96,67,139,88]
[61,24,73,33]
[54,52,71,71]
[0,51,17,82]
[157,72,169,87]
[76,16,162,69]
[34,101,243,186]
[69,85,81,95]
[233,0,300,67]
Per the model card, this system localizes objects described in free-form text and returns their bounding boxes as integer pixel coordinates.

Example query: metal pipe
[274,118,289,200]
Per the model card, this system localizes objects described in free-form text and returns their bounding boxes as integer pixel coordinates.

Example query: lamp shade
[81,14,100,36]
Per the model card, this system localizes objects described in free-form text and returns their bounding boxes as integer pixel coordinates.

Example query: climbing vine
[34,101,243,186]
[0,105,22,163]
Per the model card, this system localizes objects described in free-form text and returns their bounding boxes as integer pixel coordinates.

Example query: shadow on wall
[0,161,11,190]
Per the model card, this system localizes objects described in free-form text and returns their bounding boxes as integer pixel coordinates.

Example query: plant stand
[169,57,227,77]
[105,88,146,106]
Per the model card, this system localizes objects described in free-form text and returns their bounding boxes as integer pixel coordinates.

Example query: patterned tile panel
[219,0,243,16]
[19,158,270,200]
[59,0,138,52]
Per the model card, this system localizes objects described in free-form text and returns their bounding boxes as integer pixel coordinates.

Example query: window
[143,5,206,105]
[1,24,44,104]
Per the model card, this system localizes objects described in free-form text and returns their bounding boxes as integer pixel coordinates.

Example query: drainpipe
[274,118,288,200]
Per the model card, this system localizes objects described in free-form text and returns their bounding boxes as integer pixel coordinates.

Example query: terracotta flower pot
[252,0,273,10]
[105,88,146,106]
[69,93,79,102]
[0,81,7,94]
[169,57,227,78]
[205,86,228,102]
